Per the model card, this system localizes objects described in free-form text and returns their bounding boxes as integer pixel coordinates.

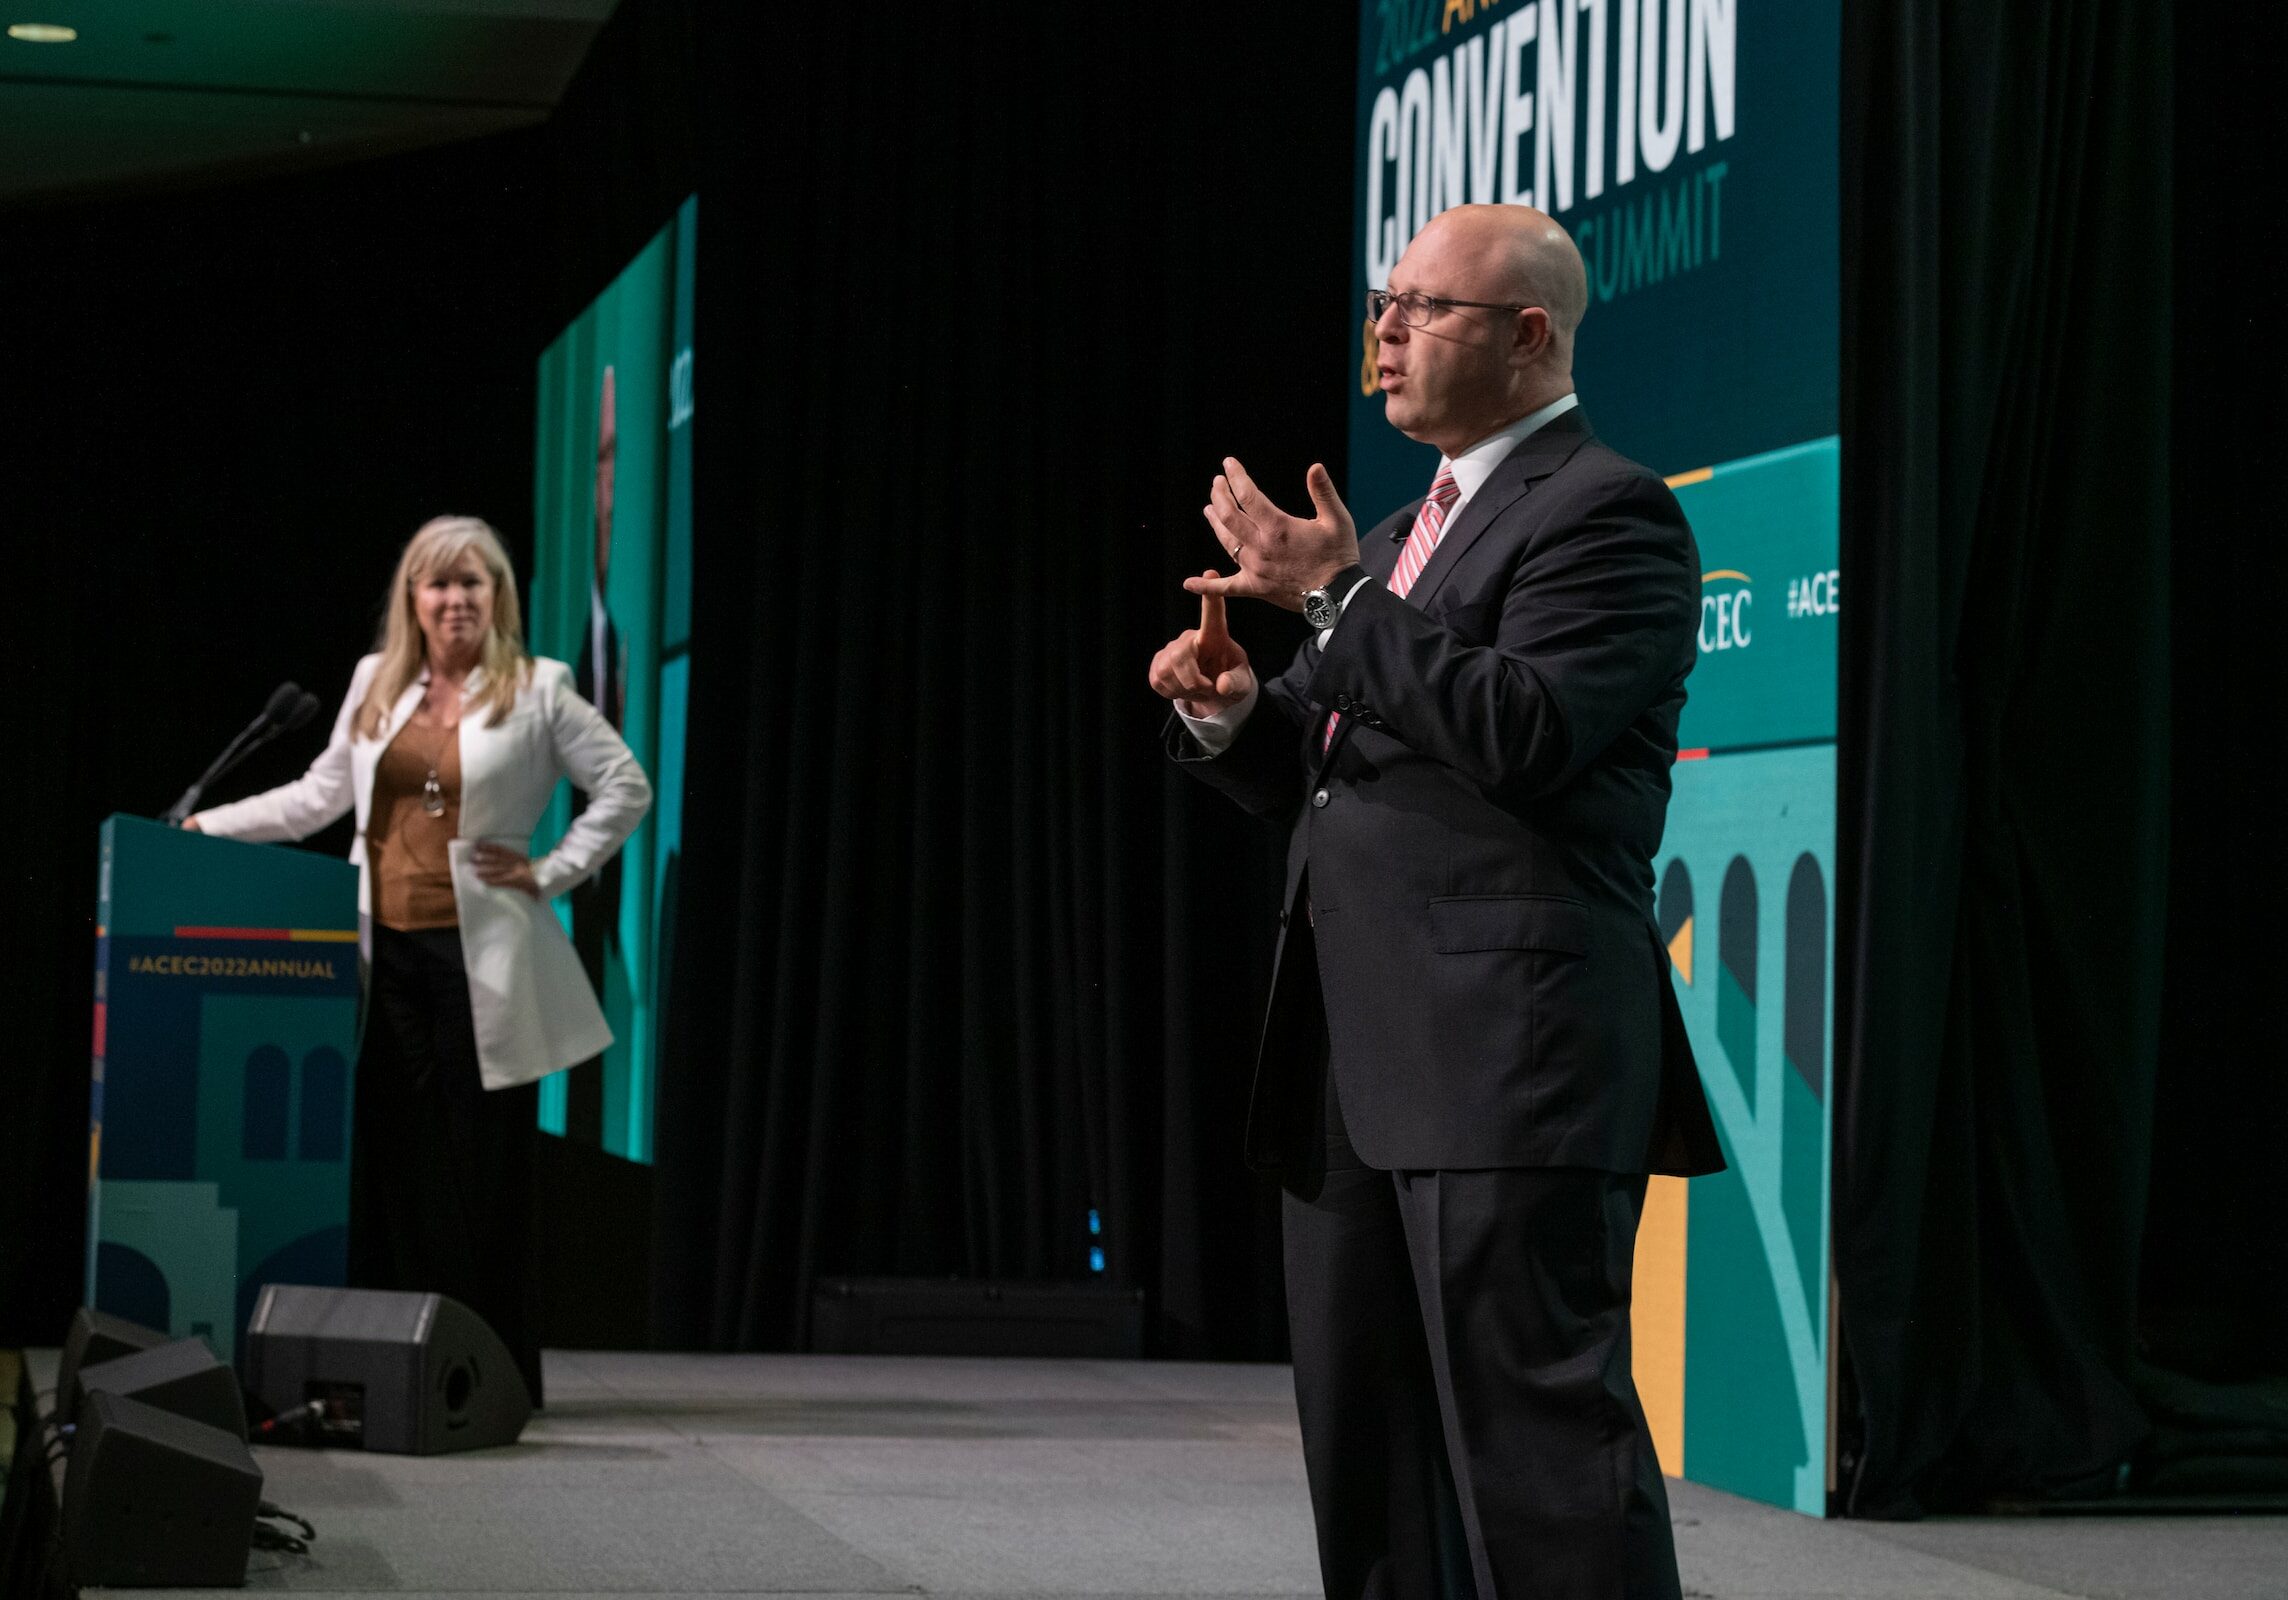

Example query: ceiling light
[7,23,79,42]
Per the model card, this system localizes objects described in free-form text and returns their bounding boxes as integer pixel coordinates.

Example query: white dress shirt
[1179,391,1580,753]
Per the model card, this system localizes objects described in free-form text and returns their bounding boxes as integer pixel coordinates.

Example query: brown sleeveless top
[367,714,462,931]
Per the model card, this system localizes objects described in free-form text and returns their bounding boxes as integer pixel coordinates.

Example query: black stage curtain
[1836,0,2176,1513]
[653,2,1352,1356]
[2145,5,2285,1388]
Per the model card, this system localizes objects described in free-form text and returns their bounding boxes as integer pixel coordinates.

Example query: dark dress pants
[1283,1064,1680,1600]
[350,923,544,1409]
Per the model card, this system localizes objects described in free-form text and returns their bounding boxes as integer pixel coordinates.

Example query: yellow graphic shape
[1668,915,1694,985]
[1359,319,1380,397]
[1633,1174,1689,1477]
[288,929,359,943]
[1700,569,1752,584]
[1666,466,1714,489]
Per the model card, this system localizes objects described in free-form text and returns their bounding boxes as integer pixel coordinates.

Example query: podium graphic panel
[89,814,360,1362]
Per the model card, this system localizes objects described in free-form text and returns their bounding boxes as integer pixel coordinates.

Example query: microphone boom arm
[163,716,276,826]
[162,685,318,826]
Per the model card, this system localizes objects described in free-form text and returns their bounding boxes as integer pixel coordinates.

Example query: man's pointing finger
[1198,571,1232,648]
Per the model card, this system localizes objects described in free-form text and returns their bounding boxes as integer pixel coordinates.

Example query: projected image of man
[568,364,628,1144]
[1147,203,1724,1600]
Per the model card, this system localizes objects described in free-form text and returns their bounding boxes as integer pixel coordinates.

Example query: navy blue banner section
[1347,0,1838,506]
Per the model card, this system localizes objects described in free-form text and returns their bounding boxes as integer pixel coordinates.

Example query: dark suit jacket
[571,608,626,733]
[1170,408,1722,1178]
[571,610,625,967]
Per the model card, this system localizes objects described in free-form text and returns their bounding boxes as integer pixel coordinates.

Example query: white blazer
[194,652,654,1091]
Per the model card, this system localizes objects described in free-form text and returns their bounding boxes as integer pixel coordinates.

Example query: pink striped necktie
[1323,466,1460,750]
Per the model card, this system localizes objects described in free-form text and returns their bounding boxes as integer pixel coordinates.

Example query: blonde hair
[358,516,531,738]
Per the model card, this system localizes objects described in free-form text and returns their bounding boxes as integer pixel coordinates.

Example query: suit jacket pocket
[1428,894,1592,955]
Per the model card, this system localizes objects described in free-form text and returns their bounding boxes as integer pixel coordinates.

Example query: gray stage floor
[85,1351,2286,1600]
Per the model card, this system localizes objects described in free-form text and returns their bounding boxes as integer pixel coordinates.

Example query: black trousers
[1283,1066,1679,1600]
[351,923,544,1409]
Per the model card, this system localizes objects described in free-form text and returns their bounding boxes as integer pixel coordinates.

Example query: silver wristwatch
[1302,565,1369,630]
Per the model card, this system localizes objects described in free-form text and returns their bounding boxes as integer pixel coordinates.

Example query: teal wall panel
[1656,744,1834,1513]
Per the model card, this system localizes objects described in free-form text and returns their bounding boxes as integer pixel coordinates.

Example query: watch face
[1304,591,1338,629]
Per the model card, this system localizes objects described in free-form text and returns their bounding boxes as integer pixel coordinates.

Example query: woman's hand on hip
[471,841,540,898]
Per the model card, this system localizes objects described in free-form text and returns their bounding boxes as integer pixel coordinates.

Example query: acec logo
[1699,570,1751,653]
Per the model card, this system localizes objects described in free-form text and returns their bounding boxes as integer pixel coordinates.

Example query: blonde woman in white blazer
[189,515,650,1407]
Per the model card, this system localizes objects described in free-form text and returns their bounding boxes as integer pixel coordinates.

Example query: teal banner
[1671,436,1838,753]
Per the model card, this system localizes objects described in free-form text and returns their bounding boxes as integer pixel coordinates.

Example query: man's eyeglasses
[1366,288,1535,327]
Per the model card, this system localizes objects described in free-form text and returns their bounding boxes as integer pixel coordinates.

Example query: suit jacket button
[1312,788,1330,808]
[1335,693,1351,710]
[1277,908,1290,928]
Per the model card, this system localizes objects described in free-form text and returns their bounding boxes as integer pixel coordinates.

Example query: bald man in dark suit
[1150,204,1723,1600]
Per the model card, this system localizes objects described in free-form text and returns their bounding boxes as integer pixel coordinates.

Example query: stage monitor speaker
[61,1390,262,1588]
[241,1284,530,1454]
[76,1337,248,1442]
[55,1307,166,1422]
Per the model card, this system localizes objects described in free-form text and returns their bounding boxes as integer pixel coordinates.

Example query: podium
[88,815,360,1364]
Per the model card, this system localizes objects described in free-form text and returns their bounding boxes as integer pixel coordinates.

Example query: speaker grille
[250,1282,433,1342]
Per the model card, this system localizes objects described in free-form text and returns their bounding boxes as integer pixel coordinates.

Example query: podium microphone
[162,683,319,826]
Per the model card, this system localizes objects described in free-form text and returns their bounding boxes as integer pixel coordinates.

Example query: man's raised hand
[1148,576,1255,719]
[1186,458,1361,613]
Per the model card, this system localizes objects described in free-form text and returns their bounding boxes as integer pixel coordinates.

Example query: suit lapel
[383,679,426,746]
[1405,407,1594,611]
[1310,409,1597,774]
